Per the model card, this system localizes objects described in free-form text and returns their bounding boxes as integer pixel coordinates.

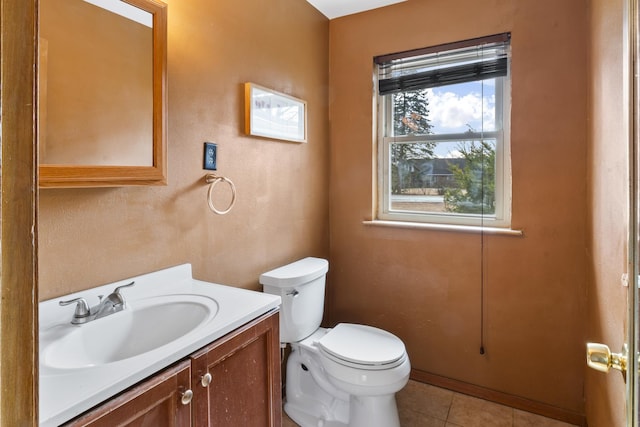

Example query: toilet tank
[260,257,329,343]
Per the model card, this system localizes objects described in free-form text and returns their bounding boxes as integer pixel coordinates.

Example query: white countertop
[39,264,281,426]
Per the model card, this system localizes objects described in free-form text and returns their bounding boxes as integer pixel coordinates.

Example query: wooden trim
[411,369,587,427]
[39,165,167,188]
[266,313,282,425]
[38,0,168,188]
[0,0,39,424]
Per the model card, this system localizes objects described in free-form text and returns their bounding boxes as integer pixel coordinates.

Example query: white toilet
[260,257,410,427]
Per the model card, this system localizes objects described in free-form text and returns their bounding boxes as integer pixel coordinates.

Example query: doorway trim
[627,0,639,424]
[0,0,39,424]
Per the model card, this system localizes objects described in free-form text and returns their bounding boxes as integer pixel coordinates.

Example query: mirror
[38,0,167,188]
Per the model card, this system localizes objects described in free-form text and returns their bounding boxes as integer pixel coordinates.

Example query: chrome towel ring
[204,174,236,215]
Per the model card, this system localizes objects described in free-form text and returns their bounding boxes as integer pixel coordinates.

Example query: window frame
[375,38,512,228]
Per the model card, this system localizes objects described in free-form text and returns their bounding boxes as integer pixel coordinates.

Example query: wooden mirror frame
[39,0,167,188]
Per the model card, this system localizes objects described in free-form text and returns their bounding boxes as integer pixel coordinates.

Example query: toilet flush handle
[286,289,299,297]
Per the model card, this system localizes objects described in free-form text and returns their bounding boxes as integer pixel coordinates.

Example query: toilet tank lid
[259,257,328,288]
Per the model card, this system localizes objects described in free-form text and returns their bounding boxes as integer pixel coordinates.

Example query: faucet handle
[59,297,90,318]
[113,281,135,295]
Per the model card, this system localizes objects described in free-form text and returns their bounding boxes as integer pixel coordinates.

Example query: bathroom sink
[39,264,281,427]
[41,294,218,370]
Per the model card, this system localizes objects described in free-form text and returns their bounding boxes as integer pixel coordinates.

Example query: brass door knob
[586,342,628,374]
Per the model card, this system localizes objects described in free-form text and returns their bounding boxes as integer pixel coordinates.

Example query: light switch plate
[203,142,217,170]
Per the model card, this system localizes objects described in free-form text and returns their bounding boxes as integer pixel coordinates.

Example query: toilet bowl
[260,257,411,427]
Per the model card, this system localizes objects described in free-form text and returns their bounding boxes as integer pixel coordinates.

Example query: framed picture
[244,83,307,143]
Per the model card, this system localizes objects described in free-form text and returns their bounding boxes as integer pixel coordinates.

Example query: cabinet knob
[201,372,212,387]
[180,389,193,405]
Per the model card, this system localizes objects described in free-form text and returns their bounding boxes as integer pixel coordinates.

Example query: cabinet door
[191,311,282,427]
[64,360,192,427]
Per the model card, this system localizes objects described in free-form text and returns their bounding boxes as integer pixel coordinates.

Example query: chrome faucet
[59,281,135,324]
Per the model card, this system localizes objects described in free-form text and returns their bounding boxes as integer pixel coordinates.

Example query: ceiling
[305,0,407,19]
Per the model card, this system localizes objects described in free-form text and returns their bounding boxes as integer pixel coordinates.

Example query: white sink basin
[41,295,218,369]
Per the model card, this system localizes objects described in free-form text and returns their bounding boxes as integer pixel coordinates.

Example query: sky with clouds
[427,80,496,135]
[422,79,497,158]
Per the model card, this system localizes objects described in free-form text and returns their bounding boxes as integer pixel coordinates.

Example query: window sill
[362,220,523,236]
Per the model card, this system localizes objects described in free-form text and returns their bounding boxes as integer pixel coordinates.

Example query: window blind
[376,33,511,96]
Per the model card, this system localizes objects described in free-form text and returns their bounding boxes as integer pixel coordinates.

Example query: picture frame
[244,82,307,143]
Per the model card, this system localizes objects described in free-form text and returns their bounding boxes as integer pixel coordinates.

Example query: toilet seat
[317,323,406,370]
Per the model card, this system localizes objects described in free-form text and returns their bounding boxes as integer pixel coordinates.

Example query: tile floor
[282,380,578,427]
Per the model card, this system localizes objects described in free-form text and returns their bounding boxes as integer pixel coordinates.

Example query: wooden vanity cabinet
[190,311,282,427]
[64,360,192,427]
[63,311,281,427]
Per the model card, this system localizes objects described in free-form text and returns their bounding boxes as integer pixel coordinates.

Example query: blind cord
[479,62,486,356]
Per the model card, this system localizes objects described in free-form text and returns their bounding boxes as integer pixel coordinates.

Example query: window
[375,34,511,228]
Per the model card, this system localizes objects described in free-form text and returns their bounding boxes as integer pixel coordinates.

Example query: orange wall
[328,0,588,416]
[38,0,330,298]
[586,0,629,425]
